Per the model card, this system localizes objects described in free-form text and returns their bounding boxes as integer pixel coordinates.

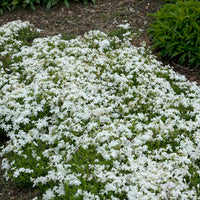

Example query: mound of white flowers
[0,21,200,200]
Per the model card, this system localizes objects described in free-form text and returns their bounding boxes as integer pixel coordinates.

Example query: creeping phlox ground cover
[0,21,200,200]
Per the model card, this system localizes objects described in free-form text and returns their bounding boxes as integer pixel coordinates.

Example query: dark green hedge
[0,0,96,15]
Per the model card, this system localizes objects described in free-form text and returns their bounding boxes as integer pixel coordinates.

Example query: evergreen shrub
[148,0,200,67]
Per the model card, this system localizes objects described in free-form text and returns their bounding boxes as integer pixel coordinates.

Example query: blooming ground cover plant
[0,20,200,199]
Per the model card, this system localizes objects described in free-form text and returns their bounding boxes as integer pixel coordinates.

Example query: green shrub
[0,0,11,15]
[0,0,39,14]
[148,0,200,67]
[0,0,96,15]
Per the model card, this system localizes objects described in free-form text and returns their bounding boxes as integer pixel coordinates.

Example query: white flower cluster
[0,20,39,56]
[0,21,200,200]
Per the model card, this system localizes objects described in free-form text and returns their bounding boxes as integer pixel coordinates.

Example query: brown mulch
[0,0,164,37]
[0,0,200,199]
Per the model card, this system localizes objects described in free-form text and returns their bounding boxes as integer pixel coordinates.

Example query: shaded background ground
[0,0,200,199]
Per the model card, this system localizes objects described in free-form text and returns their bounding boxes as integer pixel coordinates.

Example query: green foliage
[61,33,77,40]
[0,0,96,14]
[108,27,133,41]
[148,0,200,67]
[0,0,11,15]
[16,27,41,45]
[6,140,50,187]
[0,0,40,14]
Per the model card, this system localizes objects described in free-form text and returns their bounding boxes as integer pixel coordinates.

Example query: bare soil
[0,0,200,199]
